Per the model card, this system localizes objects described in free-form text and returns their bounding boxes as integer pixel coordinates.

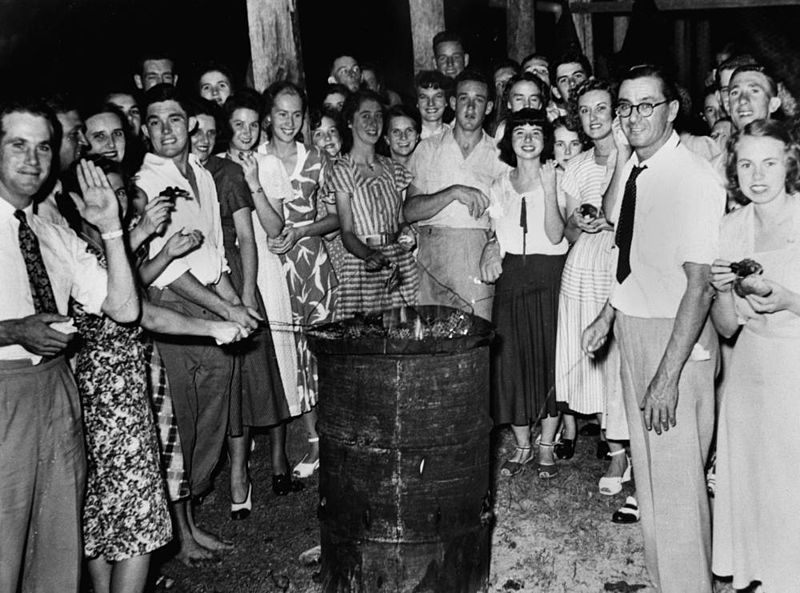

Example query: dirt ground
[133,422,735,593]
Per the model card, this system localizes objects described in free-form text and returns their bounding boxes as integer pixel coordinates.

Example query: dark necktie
[615,165,647,284]
[15,210,58,314]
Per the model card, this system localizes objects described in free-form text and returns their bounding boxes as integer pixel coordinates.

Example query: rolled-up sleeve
[676,176,725,266]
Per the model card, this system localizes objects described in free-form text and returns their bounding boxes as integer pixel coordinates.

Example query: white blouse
[488,170,568,256]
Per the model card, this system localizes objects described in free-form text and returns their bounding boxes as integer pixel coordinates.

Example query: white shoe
[293,437,320,479]
[598,449,631,496]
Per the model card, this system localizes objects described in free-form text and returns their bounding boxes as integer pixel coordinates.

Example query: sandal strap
[308,437,320,443]
[607,448,627,457]
[515,445,532,451]
[538,442,555,447]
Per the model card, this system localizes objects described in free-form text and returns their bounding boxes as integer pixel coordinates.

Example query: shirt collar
[442,126,494,151]
[0,195,33,221]
[631,130,680,169]
[143,151,200,170]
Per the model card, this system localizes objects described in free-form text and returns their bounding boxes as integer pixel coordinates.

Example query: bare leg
[560,412,577,441]
[509,423,532,462]
[603,439,628,479]
[533,415,560,478]
[87,556,113,593]
[228,427,250,503]
[110,554,151,593]
[172,500,218,566]
[269,422,289,475]
[186,500,234,551]
[301,408,319,464]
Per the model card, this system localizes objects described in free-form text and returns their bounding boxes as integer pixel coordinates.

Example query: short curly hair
[725,118,800,205]
[568,78,617,142]
[497,108,553,167]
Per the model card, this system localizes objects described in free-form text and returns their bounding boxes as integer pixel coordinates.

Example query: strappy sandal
[536,442,559,479]
[500,445,533,477]
[598,448,632,496]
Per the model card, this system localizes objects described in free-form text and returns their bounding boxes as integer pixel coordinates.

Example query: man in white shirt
[135,84,258,563]
[405,70,508,320]
[0,98,139,593]
[583,65,725,593]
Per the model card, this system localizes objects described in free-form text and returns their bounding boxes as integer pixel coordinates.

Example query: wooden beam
[507,0,537,60]
[408,0,445,74]
[570,0,800,13]
[246,0,303,92]
[612,16,629,53]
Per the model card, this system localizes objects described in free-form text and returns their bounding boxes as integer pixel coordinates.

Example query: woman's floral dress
[74,243,172,561]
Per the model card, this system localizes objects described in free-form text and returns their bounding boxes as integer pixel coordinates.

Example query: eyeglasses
[336,65,361,78]
[436,53,465,65]
[615,100,669,118]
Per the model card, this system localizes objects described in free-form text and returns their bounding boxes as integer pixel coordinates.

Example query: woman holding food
[710,119,800,593]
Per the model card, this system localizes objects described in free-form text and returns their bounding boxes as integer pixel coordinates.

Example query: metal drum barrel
[308,306,494,593]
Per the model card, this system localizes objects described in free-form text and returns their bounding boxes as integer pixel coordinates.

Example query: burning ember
[314,309,474,341]
[307,306,494,355]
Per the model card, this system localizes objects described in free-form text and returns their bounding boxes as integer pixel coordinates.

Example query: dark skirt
[491,253,567,426]
[224,237,291,432]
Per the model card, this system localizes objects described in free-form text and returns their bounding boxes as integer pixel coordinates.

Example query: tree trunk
[246,0,304,92]
[408,0,445,75]
[507,0,536,61]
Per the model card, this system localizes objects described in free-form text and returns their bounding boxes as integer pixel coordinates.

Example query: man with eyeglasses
[432,31,469,80]
[583,65,725,593]
[328,55,361,93]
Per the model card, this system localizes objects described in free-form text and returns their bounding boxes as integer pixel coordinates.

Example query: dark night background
[1,0,799,109]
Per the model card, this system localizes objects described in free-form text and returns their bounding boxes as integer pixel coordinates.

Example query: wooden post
[571,0,594,65]
[507,0,536,61]
[674,18,688,86]
[613,16,629,53]
[246,0,304,92]
[695,18,712,90]
[408,0,445,74]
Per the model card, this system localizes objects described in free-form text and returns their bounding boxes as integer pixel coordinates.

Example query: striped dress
[555,148,620,416]
[323,154,419,318]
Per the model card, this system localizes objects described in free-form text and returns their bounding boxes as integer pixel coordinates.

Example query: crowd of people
[1,25,798,593]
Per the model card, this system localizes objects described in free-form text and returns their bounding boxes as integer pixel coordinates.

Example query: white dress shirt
[135,153,228,288]
[0,198,107,362]
[408,127,509,230]
[609,132,726,318]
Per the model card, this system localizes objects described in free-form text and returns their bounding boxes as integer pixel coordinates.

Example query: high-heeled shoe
[536,442,559,479]
[272,473,305,496]
[598,449,631,496]
[292,437,320,479]
[230,482,252,520]
[554,435,577,460]
[500,446,533,477]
